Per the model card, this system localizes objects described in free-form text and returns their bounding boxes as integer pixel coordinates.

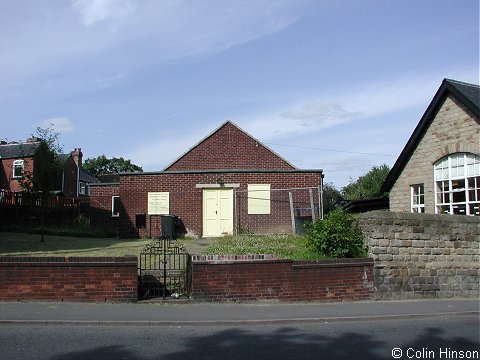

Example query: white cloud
[72,0,137,26]
[241,72,450,141]
[1,0,311,90]
[41,117,76,133]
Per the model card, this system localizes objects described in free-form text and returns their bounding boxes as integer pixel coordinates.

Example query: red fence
[0,190,90,228]
[0,190,83,209]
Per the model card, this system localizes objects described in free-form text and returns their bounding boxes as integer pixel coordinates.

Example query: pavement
[0,298,478,326]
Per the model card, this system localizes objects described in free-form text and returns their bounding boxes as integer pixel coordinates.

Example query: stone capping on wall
[359,210,480,225]
[0,256,138,264]
[191,254,278,264]
[191,254,373,267]
[292,258,374,269]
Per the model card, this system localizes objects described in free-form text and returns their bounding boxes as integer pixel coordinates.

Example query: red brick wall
[191,256,374,302]
[166,122,295,171]
[62,154,79,198]
[88,184,120,233]
[119,171,322,238]
[0,256,137,302]
[0,158,34,192]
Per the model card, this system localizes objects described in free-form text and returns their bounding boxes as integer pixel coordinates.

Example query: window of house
[79,182,86,195]
[248,184,271,214]
[410,184,425,213]
[434,153,480,216]
[13,160,24,178]
[112,196,120,217]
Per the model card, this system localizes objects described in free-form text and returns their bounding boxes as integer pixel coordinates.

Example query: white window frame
[434,153,480,216]
[12,160,24,179]
[112,196,120,217]
[79,182,86,195]
[247,184,271,215]
[410,184,425,213]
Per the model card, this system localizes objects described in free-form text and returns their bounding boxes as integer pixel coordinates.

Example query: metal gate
[138,237,191,300]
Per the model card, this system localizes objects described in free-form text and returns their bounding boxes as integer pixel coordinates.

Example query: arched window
[434,153,480,216]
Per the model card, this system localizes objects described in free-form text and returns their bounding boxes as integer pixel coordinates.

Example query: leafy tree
[322,182,344,215]
[19,126,64,242]
[305,209,364,258]
[83,155,143,177]
[341,164,390,200]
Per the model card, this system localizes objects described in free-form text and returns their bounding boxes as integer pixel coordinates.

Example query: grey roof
[79,168,99,184]
[0,142,40,159]
[445,79,480,115]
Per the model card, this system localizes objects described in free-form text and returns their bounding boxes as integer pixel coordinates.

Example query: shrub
[305,209,364,258]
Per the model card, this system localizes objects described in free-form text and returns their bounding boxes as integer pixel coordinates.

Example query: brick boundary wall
[0,256,138,302]
[190,255,374,302]
[358,211,479,300]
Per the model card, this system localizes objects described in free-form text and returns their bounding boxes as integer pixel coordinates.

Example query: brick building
[0,138,96,198]
[381,79,480,216]
[90,121,323,238]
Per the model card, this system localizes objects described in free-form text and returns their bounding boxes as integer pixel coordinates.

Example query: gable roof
[164,121,297,171]
[79,168,99,184]
[0,141,40,160]
[381,78,480,193]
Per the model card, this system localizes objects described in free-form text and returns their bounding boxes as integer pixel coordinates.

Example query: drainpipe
[319,174,324,220]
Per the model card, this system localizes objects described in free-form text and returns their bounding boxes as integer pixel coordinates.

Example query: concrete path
[0,299,478,326]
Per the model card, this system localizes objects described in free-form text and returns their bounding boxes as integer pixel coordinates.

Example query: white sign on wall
[148,192,170,215]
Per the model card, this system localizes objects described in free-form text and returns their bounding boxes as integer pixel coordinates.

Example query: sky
[1,0,479,188]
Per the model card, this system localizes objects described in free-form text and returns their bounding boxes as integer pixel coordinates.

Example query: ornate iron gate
[138,237,191,300]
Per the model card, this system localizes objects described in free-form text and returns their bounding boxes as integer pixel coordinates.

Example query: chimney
[26,136,41,143]
[72,148,83,167]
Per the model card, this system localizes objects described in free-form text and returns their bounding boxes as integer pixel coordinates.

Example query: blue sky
[1,0,478,188]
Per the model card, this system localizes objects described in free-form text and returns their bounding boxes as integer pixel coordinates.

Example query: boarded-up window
[248,184,271,214]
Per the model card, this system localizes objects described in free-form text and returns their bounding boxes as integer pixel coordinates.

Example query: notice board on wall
[148,192,170,215]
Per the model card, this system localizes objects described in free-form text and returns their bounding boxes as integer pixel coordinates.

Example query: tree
[83,155,143,177]
[19,126,64,242]
[322,182,344,215]
[341,164,390,200]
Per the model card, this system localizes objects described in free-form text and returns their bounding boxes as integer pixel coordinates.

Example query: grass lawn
[202,234,324,260]
[0,232,323,260]
[0,232,152,257]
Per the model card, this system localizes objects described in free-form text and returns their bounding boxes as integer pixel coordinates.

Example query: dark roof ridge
[444,78,480,88]
[381,78,480,193]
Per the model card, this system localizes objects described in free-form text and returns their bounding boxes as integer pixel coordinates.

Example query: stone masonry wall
[389,94,480,213]
[359,211,479,299]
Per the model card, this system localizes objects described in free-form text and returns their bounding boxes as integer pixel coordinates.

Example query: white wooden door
[203,189,233,237]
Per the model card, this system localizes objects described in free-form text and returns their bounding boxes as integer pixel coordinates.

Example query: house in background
[381,79,480,216]
[90,121,323,238]
[0,137,97,198]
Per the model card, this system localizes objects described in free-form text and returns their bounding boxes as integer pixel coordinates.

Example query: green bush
[305,210,364,258]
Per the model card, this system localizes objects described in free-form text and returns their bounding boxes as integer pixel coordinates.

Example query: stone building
[381,79,480,216]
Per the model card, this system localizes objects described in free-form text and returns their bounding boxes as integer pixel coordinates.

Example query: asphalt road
[1,315,478,360]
